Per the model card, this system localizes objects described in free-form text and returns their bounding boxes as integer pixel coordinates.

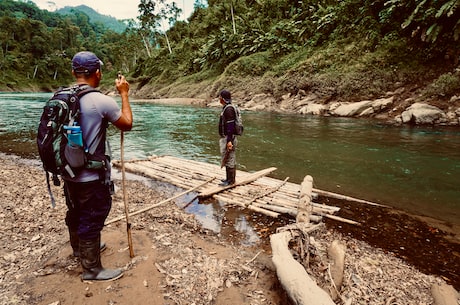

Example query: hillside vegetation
[1,0,460,119]
[56,5,127,33]
[133,1,460,106]
[0,0,138,90]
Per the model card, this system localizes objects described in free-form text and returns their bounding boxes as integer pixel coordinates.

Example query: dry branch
[246,177,289,207]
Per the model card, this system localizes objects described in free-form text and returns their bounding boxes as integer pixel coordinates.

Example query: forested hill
[0,0,135,90]
[56,5,127,33]
[1,0,459,117]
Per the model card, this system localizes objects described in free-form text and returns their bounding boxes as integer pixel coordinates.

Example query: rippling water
[1,92,459,227]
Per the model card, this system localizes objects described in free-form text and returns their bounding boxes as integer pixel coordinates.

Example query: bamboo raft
[112,155,360,223]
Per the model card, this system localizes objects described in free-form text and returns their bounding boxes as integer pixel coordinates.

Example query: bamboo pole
[313,188,388,208]
[121,131,135,258]
[198,167,277,198]
[105,177,214,226]
[214,194,280,218]
[322,214,360,225]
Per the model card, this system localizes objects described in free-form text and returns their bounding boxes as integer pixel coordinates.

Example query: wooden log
[252,202,296,216]
[328,240,346,300]
[120,161,206,190]
[297,175,313,223]
[312,203,341,213]
[431,283,459,305]
[309,215,323,223]
[198,167,277,198]
[276,222,324,235]
[270,230,335,305]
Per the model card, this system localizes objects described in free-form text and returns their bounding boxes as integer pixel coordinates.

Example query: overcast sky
[32,0,194,21]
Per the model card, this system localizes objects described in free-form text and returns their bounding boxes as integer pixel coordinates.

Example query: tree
[138,0,182,54]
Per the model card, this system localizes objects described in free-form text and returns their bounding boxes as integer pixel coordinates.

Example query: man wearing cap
[218,89,238,186]
[64,51,133,281]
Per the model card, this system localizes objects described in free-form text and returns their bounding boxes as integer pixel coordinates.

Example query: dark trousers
[64,180,112,240]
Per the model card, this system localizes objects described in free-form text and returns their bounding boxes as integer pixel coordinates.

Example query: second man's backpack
[225,104,244,136]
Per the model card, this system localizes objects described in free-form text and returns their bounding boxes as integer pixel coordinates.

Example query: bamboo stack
[112,155,342,221]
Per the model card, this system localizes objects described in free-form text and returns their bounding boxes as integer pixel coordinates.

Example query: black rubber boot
[69,229,80,257]
[228,167,236,185]
[219,167,231,186]
[69,229,106,257]
[79,236,123,282]
[219,167,236,186]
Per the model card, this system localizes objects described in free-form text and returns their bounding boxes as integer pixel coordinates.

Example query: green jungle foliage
[0,0,142,91]
[1,0,459,100]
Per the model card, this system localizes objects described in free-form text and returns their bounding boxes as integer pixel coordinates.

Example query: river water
[1,92,459,228]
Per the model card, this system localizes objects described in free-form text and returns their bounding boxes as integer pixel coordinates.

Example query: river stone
[330,100,374,116]
[298,103,327,115]
[371,96,394,111]
[331,97,394,117]
[246,93,276,110]
[294,94,318,108]
[401,103,447,124]
[446,111,458,123]
[454,108,460,125]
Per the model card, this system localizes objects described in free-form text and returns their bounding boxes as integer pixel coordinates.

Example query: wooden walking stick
[121,131,135,258]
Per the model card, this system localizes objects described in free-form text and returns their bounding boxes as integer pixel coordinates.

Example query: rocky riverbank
[203,90,460,126]
[127,78,460,126]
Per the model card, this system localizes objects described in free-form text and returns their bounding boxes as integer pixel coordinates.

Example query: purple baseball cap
[72,51,103,74]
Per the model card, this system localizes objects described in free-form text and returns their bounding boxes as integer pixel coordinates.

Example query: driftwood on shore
[269,173,459,305]
[271,230,335,305]
[270,175,335,305]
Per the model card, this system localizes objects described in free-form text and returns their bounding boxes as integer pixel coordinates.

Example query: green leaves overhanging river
[1,92,459,227]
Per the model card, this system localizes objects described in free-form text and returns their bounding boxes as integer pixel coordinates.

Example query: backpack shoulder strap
[223,104,238,119]
[72,85,104,155]
[223,103,236,113]
[75,84,100,97]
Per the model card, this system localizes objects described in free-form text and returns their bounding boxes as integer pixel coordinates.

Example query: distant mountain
[56,5,128,33]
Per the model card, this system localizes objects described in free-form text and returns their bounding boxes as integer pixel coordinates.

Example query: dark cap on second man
[219,90,232,103]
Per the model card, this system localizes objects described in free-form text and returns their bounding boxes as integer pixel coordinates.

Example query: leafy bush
[422,73,460,98]
[223,52,271,77]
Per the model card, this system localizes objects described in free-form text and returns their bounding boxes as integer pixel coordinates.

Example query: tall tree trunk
[231,4,236,34]
[164,31,172,54]
[141,34,151,58]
